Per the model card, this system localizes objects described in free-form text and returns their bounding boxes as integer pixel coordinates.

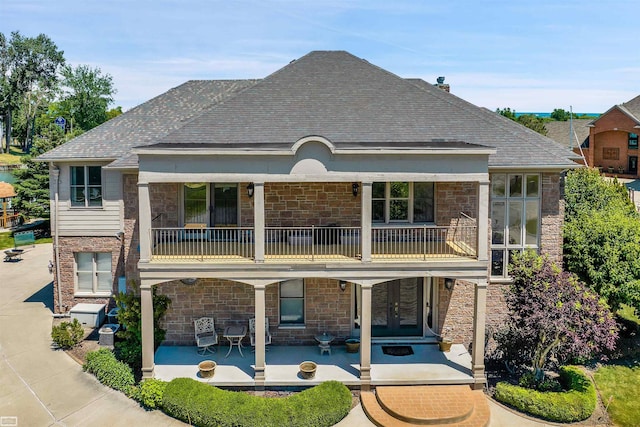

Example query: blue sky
[2,0,638,113]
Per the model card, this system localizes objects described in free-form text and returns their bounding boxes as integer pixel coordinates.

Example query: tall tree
[496,107,548,136]
[60,64,116,131]
[0,31,65,152]
[12,123,67,218]
[564,168,640,313]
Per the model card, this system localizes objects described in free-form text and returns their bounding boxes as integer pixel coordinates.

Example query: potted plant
[345,338,360,353]
[608,166,615,174]
[299,361,317,379]
[198,360,216,378]
[438,338,453,352]
[439,327,453,352]
[619,165,625,174]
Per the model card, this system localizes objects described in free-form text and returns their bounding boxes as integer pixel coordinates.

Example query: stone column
[254,285,266,386]
[138,182,151,263]
[359,283,373,389]
[471,278,488,389]
[477,181,489,262]
[253,182,265,263]
[360,182,372,262]
[141,282,155,379]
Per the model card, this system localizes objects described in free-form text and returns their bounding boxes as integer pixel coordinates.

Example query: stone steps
[361,385,490,427]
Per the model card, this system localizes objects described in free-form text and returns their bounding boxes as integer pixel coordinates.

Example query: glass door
[371,278,423,337]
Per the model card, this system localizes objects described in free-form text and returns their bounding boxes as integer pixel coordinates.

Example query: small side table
[315,333,335,355]
[223,325,247,358]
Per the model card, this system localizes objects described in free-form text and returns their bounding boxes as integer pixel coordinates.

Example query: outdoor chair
[249,317,272,350]
[194,317,218,355]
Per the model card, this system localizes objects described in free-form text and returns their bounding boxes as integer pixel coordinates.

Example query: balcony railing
[150,224,477,262]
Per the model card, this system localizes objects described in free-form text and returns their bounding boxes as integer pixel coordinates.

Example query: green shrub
[51,318,84,349]
[162,378,351,427]
[131,378,167,409]
[83,348,135,394]
[518,371,562,392]
[495,366,596,423]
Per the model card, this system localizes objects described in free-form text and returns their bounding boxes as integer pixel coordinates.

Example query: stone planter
[299,361,317,379]
[345,338,360,353]
[198,360,216,378]
[439,339,453,352]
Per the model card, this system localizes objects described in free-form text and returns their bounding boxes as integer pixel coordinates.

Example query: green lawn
[0,231,51,250]
[593,364,640,427]
[0,146,26,165]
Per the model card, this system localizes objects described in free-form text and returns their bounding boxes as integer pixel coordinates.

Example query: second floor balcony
[149,223,477,264]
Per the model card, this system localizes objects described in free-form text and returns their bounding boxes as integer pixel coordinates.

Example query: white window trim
[69,165,103,208]
[74,252,113,297]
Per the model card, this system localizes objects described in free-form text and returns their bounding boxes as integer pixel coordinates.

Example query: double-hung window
[71,166,102,207]
[629,133,638,149]
[490,174,540,278]
[372,182,434,223]
[75,252,112,295]
[279,279,304,325]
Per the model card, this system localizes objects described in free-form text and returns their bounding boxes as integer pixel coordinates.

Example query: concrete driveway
[0,243,184,427]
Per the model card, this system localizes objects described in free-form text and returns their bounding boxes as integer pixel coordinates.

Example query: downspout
[51,163,63,313]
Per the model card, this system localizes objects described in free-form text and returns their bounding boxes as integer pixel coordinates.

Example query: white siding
[55,163,124,236]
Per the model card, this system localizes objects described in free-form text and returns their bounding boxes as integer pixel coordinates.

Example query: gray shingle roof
[39,79,258,162]
[545,119,592,150]
[41,50,577,169]
[622,94,640,119]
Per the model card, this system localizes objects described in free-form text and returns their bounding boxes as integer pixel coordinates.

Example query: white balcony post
[253,182,265,263]
[471,278,488,389]
[360,283,373,389]
[141,282,155,379]
[254,285,266,384]
[478,181,489,262]
[361,182,372,262]
[138,182,151,263]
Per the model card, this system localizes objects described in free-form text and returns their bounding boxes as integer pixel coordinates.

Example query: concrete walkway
[0,243,560,427]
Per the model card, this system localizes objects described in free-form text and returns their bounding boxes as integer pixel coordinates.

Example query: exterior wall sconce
[444,278,455,291]
[247,183,255,198]
[352,183,359,197]
[339,280,348,292]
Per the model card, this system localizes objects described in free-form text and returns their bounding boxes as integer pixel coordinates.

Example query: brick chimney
[434,76,450,92]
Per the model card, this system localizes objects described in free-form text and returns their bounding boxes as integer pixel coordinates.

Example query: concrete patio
[154,342,474,388]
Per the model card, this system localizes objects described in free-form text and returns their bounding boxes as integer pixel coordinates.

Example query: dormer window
[629,133,638,149]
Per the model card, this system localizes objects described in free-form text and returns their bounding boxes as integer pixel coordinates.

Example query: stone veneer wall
[157,278,352,346]
[262,182,360,227]
[54,236,124,313]
[540,173,564,264]
[436,182,478,227]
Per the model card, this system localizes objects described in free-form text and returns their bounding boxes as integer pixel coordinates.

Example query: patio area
[154,343,474,388]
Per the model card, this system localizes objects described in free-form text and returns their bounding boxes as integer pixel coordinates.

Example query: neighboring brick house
[547,96,640,176]
[39,51,577,389]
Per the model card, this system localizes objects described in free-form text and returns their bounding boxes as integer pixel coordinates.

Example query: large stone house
[39,51,577,389]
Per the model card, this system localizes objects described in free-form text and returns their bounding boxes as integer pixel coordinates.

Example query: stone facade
[157,277,352,346]
[540,172,564,264]
[56,172,564,351]
[53,236,123,313]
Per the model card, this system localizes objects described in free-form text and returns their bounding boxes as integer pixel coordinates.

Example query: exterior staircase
[361,385,490,426]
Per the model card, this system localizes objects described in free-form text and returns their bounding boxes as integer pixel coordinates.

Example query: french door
[371,278,424,337]
[183,183,238,226]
